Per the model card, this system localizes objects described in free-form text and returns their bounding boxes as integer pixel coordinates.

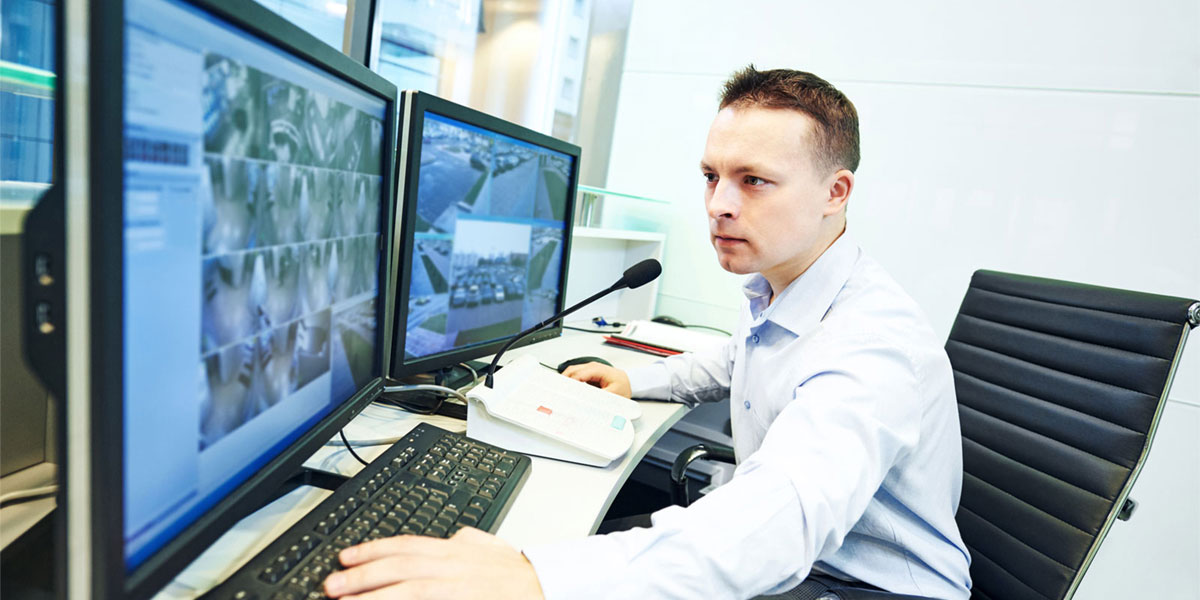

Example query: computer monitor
[54,0,398,597]
[390,91,579,380]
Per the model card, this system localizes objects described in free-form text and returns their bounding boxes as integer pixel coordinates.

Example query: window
[253,0,346,52]
[371,0,592,138]
[1,0,56,196]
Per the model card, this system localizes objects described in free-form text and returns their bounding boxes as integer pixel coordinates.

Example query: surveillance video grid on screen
[404,113,573,361]
[199,51,384,449]
[119,0,395,569]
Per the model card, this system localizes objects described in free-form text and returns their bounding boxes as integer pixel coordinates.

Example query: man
[323,66,972,599]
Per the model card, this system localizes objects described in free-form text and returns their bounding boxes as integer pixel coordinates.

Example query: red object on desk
[602,336,682,357]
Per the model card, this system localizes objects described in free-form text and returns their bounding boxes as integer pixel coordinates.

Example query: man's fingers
[339,535,450,566]
[325,555,457,597]
[562,363,604,383]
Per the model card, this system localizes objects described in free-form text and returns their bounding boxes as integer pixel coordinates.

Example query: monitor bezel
[389,90,580,380]
[86,0,400,597]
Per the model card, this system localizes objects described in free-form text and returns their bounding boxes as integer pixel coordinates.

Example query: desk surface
[158,330,684,599]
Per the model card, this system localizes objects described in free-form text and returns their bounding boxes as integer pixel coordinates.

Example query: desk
[157,330,685,599]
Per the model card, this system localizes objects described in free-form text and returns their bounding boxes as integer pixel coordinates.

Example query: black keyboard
[206,423,532,600]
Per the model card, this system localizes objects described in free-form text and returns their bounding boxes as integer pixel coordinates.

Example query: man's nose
[707,181,740,220]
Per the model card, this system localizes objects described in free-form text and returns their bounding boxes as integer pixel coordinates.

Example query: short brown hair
[720,65,860,174]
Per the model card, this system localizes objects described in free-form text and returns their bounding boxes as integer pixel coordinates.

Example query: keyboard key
[377,519,399,536]
[287,574,315,591]
[303,562,331,581]
[259,566,283,584]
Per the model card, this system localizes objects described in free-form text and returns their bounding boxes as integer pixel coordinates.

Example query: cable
[455,362,479,391]
[0,484,57,506]
[339,430,370,466]
[378,383,470,419]
[685,323,732,336]
[591,316,626,328]
[381,383,469,405]
[324,435,403,448]
[564,325,613,334]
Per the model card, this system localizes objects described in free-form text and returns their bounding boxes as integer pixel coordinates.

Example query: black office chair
[671,269,1200,600]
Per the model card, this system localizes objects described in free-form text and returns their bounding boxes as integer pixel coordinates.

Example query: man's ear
[825,169,854,216]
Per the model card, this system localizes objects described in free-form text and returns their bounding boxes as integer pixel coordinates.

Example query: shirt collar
[741,231,860,337]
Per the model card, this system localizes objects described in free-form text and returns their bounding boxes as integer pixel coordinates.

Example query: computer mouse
[556,356,613,373]
[650,315,686,328]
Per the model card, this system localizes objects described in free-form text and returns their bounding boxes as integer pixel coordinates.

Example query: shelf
[576,185,669,205]
[574,186,669,233]
[573,227,665,243]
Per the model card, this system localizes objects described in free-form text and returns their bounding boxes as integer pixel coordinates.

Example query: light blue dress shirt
[524,233,972,599]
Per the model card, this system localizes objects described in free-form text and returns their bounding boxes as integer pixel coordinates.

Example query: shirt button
[751,334,760,343]
[744,400,751,410]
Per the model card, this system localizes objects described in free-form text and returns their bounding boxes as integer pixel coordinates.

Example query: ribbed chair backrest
[944,270,1198,600]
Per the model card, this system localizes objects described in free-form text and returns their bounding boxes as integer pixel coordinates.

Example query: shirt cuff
[523,535,632,600]
[626,362,672,400]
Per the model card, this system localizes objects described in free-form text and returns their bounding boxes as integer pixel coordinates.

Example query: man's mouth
[713,234,747,247]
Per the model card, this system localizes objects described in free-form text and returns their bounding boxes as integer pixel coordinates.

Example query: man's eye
[702,172,718,184]
[745,176,765,186]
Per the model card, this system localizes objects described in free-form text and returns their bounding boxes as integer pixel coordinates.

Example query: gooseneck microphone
[484,258,662,387]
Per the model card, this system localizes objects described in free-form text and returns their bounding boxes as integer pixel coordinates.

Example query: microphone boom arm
[484,283,620,388]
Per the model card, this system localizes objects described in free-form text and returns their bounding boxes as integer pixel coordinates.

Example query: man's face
[701,106,842,291]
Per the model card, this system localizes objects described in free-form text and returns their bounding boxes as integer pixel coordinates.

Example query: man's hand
[561,362,632,398]
[323,527,544,599]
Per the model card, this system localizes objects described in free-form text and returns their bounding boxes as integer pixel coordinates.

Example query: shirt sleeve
[523,333,924,600]
[625,336,736,406]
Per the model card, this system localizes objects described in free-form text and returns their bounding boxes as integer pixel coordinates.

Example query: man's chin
[714,253,756,276]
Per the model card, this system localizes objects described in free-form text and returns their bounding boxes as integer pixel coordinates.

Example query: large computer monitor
[391,91,580,380]
[54,0,398,597]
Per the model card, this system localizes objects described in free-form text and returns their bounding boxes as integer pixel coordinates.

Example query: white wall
[604,1,1200,597]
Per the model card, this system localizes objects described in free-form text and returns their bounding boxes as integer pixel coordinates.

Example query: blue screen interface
[402,113,574,362]
[122,0,387,569]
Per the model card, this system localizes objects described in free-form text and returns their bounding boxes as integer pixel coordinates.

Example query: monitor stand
[437,360,489,390]
[376,362,486,421]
